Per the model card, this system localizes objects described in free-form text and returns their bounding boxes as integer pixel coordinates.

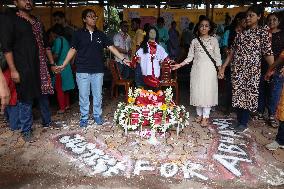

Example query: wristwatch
[49,63,56,67]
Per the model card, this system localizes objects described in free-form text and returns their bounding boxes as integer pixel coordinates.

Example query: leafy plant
[104,6,120,35]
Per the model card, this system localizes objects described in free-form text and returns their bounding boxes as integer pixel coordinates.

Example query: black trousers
[276,121,284,145]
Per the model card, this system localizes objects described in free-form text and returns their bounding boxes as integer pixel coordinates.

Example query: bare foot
[200,118,209,127]
[194,116,202,123]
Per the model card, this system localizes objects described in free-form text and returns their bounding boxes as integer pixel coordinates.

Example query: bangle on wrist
[122,58,126,62]
[49,63,56,67]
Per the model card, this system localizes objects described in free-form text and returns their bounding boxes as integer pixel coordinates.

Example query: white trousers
[196,106,211,118]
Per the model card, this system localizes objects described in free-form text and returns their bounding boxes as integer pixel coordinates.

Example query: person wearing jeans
[266,12,284,127]
[76,73,103,122]
[19,94,52,134]
[57,9,130,127]
[266,50,284,150]
[267,121,284,149]
[1,1,56,142]
[268,73,284,127]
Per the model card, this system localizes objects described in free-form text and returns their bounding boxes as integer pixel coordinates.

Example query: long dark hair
[267,12,283,30]
[228,12,246,47]
[195,16,215,36]
[140,26,159,54]
[50,23,64,36]
[247,4,265,26]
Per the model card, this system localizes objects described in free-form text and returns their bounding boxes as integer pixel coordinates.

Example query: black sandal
[269,116,278,128]
[252,113,264,120]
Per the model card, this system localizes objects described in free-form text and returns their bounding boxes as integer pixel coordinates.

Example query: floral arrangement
[114,87,190,134]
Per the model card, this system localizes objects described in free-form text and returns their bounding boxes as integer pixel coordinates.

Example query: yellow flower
[160,104,168,111]
[128,97,135,104]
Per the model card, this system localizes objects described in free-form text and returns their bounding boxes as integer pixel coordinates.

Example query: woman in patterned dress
[219,5,274,132]
[172,17,222,127]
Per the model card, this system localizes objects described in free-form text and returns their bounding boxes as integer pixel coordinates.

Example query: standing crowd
[0,0,283,151]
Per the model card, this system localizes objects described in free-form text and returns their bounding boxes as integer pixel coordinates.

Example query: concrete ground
[0,86,284,189]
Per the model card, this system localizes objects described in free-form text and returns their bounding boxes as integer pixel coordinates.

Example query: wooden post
[206,0,210,17]
[157,1,161,18]
[211,1,215,21]
[64,0,68,15]
[50,1,54,27]
[0,2,3,12]
[64,0,69,25]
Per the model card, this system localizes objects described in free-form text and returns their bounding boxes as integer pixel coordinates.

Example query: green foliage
[104,6,120,35]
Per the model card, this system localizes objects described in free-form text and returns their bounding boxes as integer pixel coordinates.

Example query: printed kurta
[231,26,273,111]
[1,9,53,101]
[184,36,222,107]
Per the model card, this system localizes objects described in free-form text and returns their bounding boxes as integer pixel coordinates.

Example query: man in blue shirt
[57,9,130,127]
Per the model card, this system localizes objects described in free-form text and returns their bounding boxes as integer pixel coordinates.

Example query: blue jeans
[276,121,284,145]
[19,95,51,133]
[236,108,250,127]
[257,75,269,114]
[116,62,130,79]
[268,73,284,116]
[76,73,104,120]
[135,65,144,87]
[5,104,20,131]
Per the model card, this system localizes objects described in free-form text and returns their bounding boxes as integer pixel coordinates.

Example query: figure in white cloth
[132,26,173,89]
[171,17,222,127]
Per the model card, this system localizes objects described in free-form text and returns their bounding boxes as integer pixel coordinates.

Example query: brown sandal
[200,118,209,127]
[194,116,202,123]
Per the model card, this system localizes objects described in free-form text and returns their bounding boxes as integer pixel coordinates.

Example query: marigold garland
[114,87,190,133]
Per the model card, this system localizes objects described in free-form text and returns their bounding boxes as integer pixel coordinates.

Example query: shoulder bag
[197,37,219,73]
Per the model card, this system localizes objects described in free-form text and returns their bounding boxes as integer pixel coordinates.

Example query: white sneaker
[266,141,284,151]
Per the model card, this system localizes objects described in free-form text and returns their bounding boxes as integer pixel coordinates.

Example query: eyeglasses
[199,24,210,28]
[86,15,98,19]
[246,13,257,18]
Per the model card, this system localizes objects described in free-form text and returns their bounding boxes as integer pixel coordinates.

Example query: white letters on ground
[58,134,207,180]
[55,118,281,184]
[212,119,252,177]
[58,118,252,179]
